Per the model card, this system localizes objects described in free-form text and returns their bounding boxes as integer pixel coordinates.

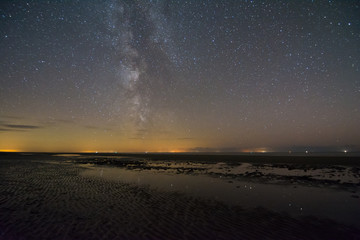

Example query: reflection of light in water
[80,165,360,228]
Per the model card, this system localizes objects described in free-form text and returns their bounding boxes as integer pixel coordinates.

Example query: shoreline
[2,152,360,166]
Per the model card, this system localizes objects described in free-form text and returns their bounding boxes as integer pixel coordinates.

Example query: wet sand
[0,153,359,239]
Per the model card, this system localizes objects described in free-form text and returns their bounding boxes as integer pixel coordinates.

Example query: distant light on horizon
[0,149,20,152]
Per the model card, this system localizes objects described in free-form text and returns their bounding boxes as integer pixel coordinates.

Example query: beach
[0,153,359,239]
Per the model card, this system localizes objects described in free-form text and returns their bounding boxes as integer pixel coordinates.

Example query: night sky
[1,0,359,153]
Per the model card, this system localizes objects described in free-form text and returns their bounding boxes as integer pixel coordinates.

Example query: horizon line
[1,150,359,154]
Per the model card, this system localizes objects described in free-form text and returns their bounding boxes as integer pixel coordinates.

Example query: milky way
[0,1,359,152]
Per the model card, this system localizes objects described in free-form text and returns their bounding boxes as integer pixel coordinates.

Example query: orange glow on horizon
[241,147,270,153]
[80,150,99,153]
[0,149,20,152]
[169,149,185,153]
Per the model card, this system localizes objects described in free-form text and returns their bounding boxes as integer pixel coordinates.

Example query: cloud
[3,124,41,129]
[0,123,43,132]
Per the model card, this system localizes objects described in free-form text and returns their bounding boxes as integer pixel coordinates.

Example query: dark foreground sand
[0,153,359,240]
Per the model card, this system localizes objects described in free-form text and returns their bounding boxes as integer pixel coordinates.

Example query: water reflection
[80,165,360,228]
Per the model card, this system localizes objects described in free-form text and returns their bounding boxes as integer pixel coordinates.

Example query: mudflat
[0,153,359,239]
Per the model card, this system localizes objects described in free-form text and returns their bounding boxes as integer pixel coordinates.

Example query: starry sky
[0,0,359,153]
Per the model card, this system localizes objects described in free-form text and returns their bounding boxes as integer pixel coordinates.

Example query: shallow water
[80,164,360,228]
